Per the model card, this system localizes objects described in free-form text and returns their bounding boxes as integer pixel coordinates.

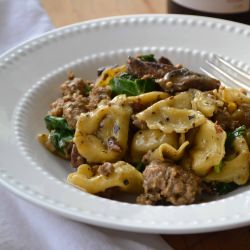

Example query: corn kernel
[228,102,237,113]
[166,81,173,88]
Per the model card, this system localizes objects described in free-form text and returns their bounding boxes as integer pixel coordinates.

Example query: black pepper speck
[123,179,129,185]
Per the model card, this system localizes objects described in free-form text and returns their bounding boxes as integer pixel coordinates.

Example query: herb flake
[84,85,92,94]
[214,182,239,195]
[214,161,224,174]
[138,54,156,62]
[226,125,246,145]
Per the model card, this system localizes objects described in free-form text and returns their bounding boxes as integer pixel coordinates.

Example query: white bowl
[1,14,250,234]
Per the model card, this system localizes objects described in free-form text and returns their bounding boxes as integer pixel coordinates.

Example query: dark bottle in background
[168,0,250,25]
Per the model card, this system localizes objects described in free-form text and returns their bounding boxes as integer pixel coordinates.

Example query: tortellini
[191,89,222,117]
[205,137,250,185]
[190,120,227,176]
[74,103,132,163]
[126,92,169,106]
[218,87,250,104]
[67,161,143,194]
[131,129,178,162]
[111,91,169,111]
[135,99,206,133]
[164,91,192,109]
[150,141,189,161]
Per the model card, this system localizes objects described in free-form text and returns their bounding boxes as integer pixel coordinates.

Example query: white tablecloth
[0,1,172,249]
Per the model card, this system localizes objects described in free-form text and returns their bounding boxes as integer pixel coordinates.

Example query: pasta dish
[38,54,250,205]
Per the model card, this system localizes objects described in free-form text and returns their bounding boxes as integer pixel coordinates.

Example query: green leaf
[85,85,92,94]
[45,115,73,132]
[44,115,74,156]
[214,182,239,195]
[110,73,157,97]
[117,73,136,81]
[110,76,140,96]
[138,54,156,62]
[226,125,246,145]
[49,130,63,152]
[50,130,74,155]
[214,161,224,173]
[135,78,157,93]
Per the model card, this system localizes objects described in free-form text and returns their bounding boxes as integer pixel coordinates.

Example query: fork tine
[200,66,227,86]
[216,55,250,81]
[205,60,250,91]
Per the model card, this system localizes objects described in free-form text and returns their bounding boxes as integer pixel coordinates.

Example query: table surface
[41,0,250,249]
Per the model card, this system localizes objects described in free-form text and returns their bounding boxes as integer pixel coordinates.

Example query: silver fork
[200,55,250,92]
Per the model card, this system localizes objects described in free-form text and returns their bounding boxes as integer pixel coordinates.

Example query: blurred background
[41,0,167,26]
[41,0,250,27]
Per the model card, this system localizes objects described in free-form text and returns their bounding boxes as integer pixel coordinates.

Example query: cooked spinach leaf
[84,85,92,95]
[45,115,73,132]
[226,125,246,145]
[214,182,239,195]
[138,54,156,62]
[110,73,157,96]
[49,130,73,154]
[45,115,74,155]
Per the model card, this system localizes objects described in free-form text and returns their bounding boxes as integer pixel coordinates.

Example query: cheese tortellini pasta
[205,137,250,185]
[218,87,250,104]
[68,161,143,194]
[150,141,190,161]
[191,120,227,176]
[74,103,132,163]
[135,101,206,133]
[131,129,178,162]
[111,91,169,110]
[191,89,223,117]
